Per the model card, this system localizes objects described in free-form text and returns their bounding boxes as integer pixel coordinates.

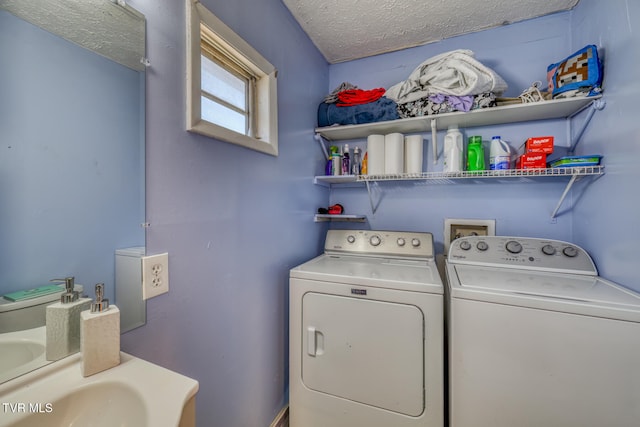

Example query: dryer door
[302,292,424,416]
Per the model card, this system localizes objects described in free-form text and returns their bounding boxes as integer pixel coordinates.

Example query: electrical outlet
[444,219,496,255]
[142,253,169,300]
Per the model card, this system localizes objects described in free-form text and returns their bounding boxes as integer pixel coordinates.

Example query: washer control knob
[459,240,472,251]
[541,244,556,256]
[347,235,356,244]
[397,238,406,247]
[563,246,579,257]
[476,241,489,251]
[505,240,523,254]
[411,238,421,247]
[369,235,382,246]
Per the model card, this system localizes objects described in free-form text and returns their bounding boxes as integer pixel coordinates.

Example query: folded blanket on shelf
[547,45,603,99]
[397,92,496,118]
[324,82,358,103]
[385,49,508,104]
[318,96,400,127]
[336,88,386,106]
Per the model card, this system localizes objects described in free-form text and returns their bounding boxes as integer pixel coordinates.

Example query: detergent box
[518,136,555,156]
[516,152,547,169]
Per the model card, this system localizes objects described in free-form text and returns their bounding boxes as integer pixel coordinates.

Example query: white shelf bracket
[365,180,376,214]
[551,174,578,219]
[431,118,438,164]
[568,98,606,154]
[364,180,384,215]
[314,134,330,161]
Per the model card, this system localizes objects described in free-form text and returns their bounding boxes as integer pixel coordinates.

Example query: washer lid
[291,254,443,294]
[448,264,640,322]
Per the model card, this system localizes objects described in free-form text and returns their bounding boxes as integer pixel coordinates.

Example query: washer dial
[476,241,489,251]
[563,246,579,257]
[369,235,381,246]
[541,244,556,256]
[459,240,472,251]
[505,240,523,254]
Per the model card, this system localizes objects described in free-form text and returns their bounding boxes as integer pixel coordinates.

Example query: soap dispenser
[80,283,120,377]
[45,277,91,361]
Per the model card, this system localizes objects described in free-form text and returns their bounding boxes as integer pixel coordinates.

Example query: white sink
[0,352,198,427]
[0,327,47,384]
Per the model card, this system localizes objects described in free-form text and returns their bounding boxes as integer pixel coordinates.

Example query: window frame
[186,0,278,156]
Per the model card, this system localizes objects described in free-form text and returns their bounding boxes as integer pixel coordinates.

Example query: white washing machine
[445,236,640,427]
[289,229,444,427]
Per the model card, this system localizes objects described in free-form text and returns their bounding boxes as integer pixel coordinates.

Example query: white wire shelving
[314,166,604,219]
[313,96,606,221]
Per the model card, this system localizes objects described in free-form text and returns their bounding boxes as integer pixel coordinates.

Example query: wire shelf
[356,166,604,183]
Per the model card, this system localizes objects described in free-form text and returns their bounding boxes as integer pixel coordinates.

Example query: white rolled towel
[385,133,404,175]
[367,134,385,175]
[404,135,424,174]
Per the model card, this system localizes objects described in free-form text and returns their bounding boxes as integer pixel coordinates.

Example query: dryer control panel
[325,230,434,259]
[448,236,597,275]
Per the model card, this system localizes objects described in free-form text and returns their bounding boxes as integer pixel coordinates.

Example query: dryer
[445,236,640,427]
[289,230,444,427]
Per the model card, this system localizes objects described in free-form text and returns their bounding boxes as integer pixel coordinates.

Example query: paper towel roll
[384,133,404,174]
[367,134,385,175]
[404,135,424,174]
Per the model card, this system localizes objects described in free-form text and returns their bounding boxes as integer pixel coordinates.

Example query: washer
[289,229,444,427]
[445,236,640,427]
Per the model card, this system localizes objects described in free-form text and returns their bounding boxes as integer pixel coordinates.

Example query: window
[186,0,278,156]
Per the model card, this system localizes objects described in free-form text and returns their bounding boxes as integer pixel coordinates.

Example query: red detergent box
[519,136,555,155]
[517,153,547,169]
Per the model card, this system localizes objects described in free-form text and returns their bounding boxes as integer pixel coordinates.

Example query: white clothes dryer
[445,236,640,427]
[289,230,444,427]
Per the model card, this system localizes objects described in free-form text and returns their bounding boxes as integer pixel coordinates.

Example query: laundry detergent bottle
[443,126,464,173]
[489,136,511,170]
[466,136,485,171]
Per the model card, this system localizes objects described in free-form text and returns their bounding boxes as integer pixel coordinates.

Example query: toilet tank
[0,285,84,333]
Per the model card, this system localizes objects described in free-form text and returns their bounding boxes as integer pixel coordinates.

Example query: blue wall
[122,0,328,426]
[123,0,638,426]
[0,11,144,300]
[569,0,640,290]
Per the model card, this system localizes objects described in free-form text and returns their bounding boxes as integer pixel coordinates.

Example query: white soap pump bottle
[80,283,120,377]
[45,277,91,361]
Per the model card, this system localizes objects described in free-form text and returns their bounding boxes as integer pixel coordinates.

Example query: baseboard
[269,405,289,427]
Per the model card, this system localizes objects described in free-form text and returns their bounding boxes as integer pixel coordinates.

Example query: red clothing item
[336,88,386,107]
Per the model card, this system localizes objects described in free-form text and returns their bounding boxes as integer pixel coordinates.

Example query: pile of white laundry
[385,49,508,104]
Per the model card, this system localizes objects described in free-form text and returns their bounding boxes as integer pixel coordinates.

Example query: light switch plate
[444,218,496,255]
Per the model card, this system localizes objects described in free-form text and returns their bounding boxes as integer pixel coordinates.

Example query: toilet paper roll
[384,133,404,174]
[367,134,385,175]
[404,135,424,174]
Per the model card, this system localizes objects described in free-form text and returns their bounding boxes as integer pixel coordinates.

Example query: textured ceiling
[282,0,580,63]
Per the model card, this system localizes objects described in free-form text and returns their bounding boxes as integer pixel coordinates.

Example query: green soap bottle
[466,136,485,171]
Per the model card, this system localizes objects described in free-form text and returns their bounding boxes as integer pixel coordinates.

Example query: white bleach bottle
[489,136,511,170]
[443,125,464,172]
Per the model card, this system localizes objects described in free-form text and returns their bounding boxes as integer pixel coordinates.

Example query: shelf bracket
[365,180,375,214]
[430,118,438,164]
[364,180,383,215]
[551,174,578,219]
[568,98,606,154]
[314,134,330,161]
